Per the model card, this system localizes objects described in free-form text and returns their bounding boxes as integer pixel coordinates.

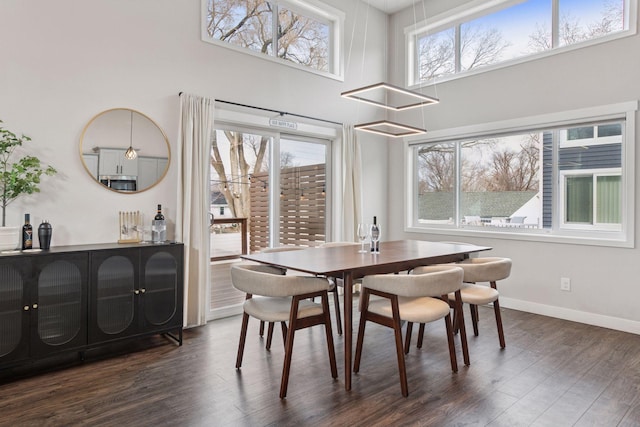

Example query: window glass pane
[558,0,625,47]
[279,138,327,246]
[206,0,274,55]
[461,0,551,71]
[596,175,621,223]
[565,175,593,223]
[417,28,455,80]
[460,134,541,228]
[416,143,455,224]
[567,126,595,140]
[211,129,271,256]
[598,123,622,137]
[277,7,330,72]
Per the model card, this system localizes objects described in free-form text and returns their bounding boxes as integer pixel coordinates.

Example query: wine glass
[370,222,381,253]
[357,223,369,253]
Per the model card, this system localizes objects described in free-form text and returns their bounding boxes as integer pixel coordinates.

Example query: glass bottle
[151,204,166,243]
[22,213,33,250]
[370,216,380,253]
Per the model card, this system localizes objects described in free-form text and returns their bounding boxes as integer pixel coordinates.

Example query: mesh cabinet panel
[144,252,177,325]
[0,265,24,356]
[96,255,135,335]
[38,261,82,346]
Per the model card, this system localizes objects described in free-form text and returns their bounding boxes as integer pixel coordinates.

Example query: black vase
[38,221,52,250]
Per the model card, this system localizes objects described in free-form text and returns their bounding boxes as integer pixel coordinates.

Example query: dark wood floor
[3,301,640,426]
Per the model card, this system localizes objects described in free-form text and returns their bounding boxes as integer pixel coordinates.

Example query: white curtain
[176,93,214,328]
[341,124,362,241]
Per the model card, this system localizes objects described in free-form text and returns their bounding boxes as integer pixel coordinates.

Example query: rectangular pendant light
[341,82,439,111]
[354,120,427,138]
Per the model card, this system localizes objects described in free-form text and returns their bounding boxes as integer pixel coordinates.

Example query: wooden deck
[211,259,245,311]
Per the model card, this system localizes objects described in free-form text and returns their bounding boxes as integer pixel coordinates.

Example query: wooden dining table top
[241,240,492,278]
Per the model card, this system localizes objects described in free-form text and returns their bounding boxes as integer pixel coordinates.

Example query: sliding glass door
[209,127,330,319]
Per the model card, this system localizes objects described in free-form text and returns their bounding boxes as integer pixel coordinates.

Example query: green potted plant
[0,120,56,250]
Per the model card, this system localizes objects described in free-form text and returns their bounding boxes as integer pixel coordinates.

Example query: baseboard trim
[500,297,640,335]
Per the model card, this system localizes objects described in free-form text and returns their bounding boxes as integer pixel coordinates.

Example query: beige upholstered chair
[319,241,361,335]
[450,257,512,348]
[231,263,338,399]
[257,246,305,348]
[354,265,466,397]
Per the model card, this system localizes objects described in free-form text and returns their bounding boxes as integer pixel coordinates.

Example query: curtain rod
[178,92,342,127]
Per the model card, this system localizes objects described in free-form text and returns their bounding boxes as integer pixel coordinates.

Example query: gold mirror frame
[79,108,171,193]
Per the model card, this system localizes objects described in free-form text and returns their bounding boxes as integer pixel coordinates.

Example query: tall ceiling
[361,0,423,14]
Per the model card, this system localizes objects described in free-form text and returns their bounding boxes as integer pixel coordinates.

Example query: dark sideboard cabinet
[0,242,183,370]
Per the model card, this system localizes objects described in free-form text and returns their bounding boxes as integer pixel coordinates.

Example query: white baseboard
[500,297,640,335]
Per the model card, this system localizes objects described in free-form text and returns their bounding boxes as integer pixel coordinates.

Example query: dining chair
[354,265,466,397]
[257,246,305,349]
[319,241,361,335]
[231,263,338,399]
[450,257,512,348]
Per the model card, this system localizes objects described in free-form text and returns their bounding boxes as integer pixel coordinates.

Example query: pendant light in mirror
[124,110,138,160]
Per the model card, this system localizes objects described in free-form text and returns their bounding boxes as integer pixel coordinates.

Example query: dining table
[241,239,492,391]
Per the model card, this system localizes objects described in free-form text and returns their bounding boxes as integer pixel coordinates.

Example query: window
[407,102,636,247]
[408,0,634,84]
[203,0,344,79]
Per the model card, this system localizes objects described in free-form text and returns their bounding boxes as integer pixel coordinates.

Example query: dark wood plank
[2,303,640,426]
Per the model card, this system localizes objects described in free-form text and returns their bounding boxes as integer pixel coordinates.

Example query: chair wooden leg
[266,322,274,350]
[390,296,409,397]
[493,298,506,348]
[443,312,458,373]
[470,304,479,336]
[321,292,338,379]
[417,323,425,349]
[404,322,413,354]
[280,297,301,399]
[453,291,470,366]
[332,287,343,336]
[259,320,265,337]
[354,290,370,373]
[452,305,460,334]
[236,312,250,369]
[280,322,287,349]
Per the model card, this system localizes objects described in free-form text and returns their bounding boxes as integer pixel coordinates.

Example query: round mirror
[79,108,170,193]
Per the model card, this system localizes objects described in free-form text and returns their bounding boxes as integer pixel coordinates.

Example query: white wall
[0,0,388,245]
[388,1,640,333]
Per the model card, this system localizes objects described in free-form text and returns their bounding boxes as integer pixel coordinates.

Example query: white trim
[501,297,640,335]
[404,101,638,248]
[559,168,622,231]
[201,0,345,81]
[405,0,638,87]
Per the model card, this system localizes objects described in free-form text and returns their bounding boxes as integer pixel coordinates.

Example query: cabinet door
[0,257,30,364]
[31,253,88,356]
[140,244,183,330]
[98,149,122,175]
[89,249,139,344]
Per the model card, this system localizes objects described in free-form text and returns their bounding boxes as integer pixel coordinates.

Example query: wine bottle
[370,216,380,253]
[22,213,33,250]
[151,204,167,243]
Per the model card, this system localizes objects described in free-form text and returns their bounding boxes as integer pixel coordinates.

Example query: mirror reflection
[80,108,170,193]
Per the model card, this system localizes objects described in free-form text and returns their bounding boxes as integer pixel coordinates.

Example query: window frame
[404,101,637,248]
[406,0,638,86]
[559,168,622,231]
[202,0,345,80]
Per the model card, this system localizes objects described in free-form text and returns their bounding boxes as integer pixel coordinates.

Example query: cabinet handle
[134,289,140,295]
[23,305,29,311]
[32,304,38,309]
[140,288,146,294]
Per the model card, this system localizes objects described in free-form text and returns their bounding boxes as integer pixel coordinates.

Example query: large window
[408,0,634,84]
[203,0,344,79]
[407,103,636,247]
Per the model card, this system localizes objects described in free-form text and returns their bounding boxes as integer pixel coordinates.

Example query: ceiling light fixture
[341,82,439,111]
[354,120,427,138]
